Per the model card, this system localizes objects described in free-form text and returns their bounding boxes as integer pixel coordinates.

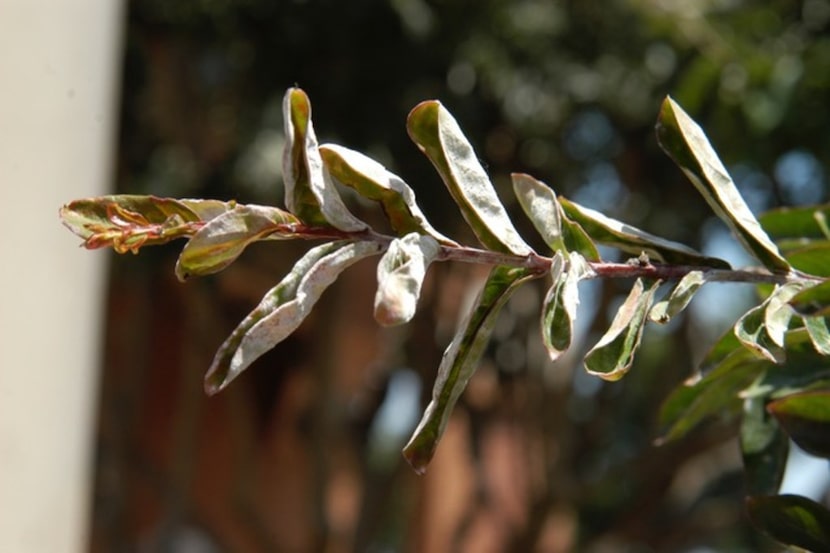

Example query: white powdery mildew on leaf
[374,233,440,326]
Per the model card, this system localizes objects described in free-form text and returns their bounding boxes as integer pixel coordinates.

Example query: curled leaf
[407,101,533,256]
[584,278,661,381]
[558,197,728,268]
[320,144,457,245]
[789,280,830,317]
[402,265,536,473]
[735,303,783,363]
[747,494,830,551]
[59,195,236,254]
[541,252,595,361]
[767,391,830,458]
[283,88,367,231]
[204,240,382,394]
[512,173,600,260]
[374,233,440,326]
[803,315,830,355]
[649,270,705,324]
[656,97,790,272]
[740,397,789,496]
[175,204,300,281]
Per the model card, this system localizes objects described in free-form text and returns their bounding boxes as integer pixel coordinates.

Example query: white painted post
[0,0,123,551]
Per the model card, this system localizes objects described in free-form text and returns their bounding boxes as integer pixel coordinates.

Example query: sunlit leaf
[175,204,301,281]
[649,270,705,324]
[407,101,533,256]
[735,303,783,363]
[584,278,661,381]
[764,283,805,348]
[402,265,536,474]
[320,144,457,245]
[656,97,790,272]
[803,316,830,355]
[746,494,830,551]
[283,88,367,231]
[767,391,830,458]
[558,197,729,268]
[204,240,382,394]
[541,252,594,361]
[741,397,789,496]
[59,195,237,254]
[374,233,440,326]
[512,173,600,260]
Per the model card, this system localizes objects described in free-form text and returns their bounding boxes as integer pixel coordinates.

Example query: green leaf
[175,204,301,281]
[402,265,536,474]
[541,252,595,361]
[283,88,367,231]
[319,144,457,245]
[374,233,440,326]
[658,349,767,444]
[407,101,533,256]
[767,391,830,458]
[204,240,382,394]
[790,281,830,317]
[584,278,661,381]
[740,397,789,496]
[59,195,237,253]
[558,196,729,268]
[780,242,830,277]
[656,97,790,273]
[649,270,705,324]
[746,494,830,551]
[759,203,830,242]
[512,173,600,260]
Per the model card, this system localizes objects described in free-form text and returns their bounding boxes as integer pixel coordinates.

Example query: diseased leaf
[804,316,830,355]
[59,195,237,253]
[283,88,367,231]
[656,97,790,272]
[584,278,661,381]
[747,494,830,551]
[541,252,595,361]
[374,233,440,326]
[407,101,533,256]
[204,241,382,394]
[558,197,729,268]
[402,265,536,474]
[320,144,457,245]
[735,303,783,363]
[175,204,301,281]
[649,270,705,324]
[790,280,830,317]
[764,283,805,348]
[767,391,830,458]
[512,173,600,260]
[741,397,789,496]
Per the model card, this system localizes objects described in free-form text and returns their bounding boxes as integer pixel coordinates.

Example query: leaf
[282,88,367,231]
[740,396,789,496]
[780,242,830,277]
[658,349,767,444]
[764,283,805,348]
[402,265,536,474]
[584,278,661,381]
[759,203,830,242]
[649,270,705,324]
[512,173,600,260]
[204,240,382,394]
[374,233,440,326]
[541,252,595,361]
[319,144,457,245]
[746,494,830,551]
[175,204,301,281]
[734,303,783,363]
[767,391,830,458]
[407,100,533,256]
[656,97,790,273]
[59,195,238,254]
[804,316,830,355]
[558,197,729,268]
[790,280,830,317]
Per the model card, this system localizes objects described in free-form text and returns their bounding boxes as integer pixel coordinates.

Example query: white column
[0,0,123,551]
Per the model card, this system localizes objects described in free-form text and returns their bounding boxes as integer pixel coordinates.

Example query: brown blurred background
[10,1,830,552]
